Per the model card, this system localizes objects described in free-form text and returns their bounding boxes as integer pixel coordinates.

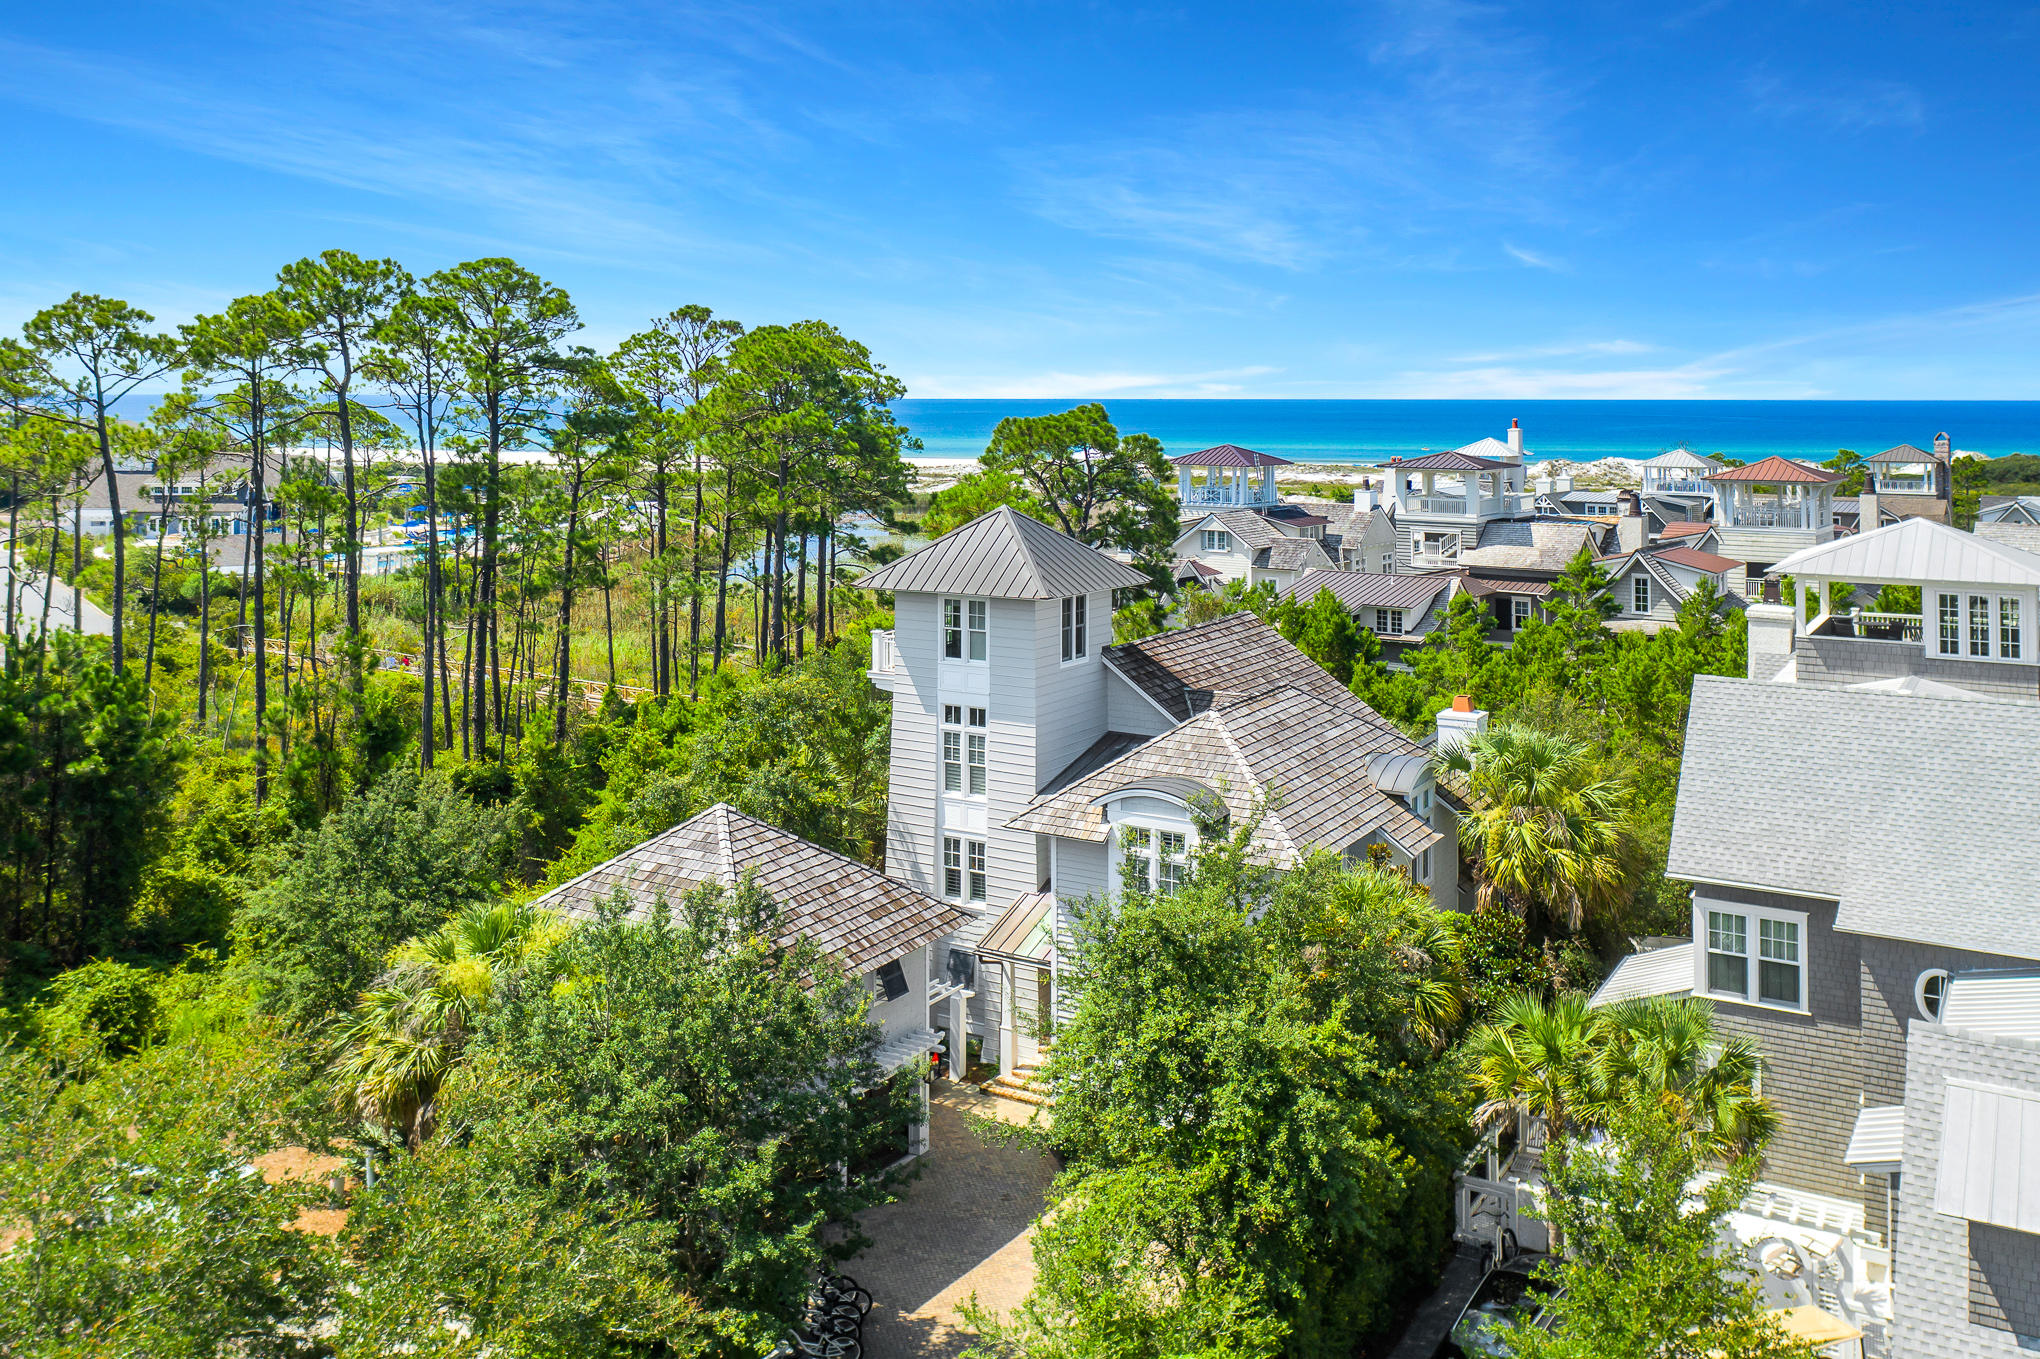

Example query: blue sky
[4,1,2038,399]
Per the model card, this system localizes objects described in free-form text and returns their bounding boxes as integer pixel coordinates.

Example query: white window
[942,707,987,796]
[1123,826,1151,888]
[1633,575,1651,613]
[1417,845,1432,883]
[1970,594,1991,657]
[1916,969,1952,1021]
[968,732,986,795]
[1201,529,1232,553]
[942,730,963,792]
[1419,532,1459,562]
[1061,595,1088,662]
[2002,598,2024,660]
[943,703,962,725]
[1158,831,1187,892]
[1939,592,1962,657]
[943,836,987,902]
[968,706,986,727]
[943,598,988,661]
[1380,552,1394,574]
[1705,906,1805,1009]
[1121,825,1190,893]
[1372,607,1406,634]
[1513,597,1531,628]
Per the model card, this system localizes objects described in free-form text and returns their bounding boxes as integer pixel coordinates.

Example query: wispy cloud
[1503,241,1567,271]
[1746,71,1926,132]
[1450,339,1655,363]
[904,365,1281,400]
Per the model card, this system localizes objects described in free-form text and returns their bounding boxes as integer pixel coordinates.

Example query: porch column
[951,987,967,1081]
[908,1076,930,1157]
[1178,467,1192,504]
[1000,964,1015,1079]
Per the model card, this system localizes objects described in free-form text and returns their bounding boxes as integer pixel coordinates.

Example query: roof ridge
[995,505,1053,596]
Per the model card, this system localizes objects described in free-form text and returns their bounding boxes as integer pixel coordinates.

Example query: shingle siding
[1790,633,2040,699]
[1894,1024,2040,1357]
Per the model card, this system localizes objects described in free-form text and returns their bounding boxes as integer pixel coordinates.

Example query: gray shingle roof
[1254,536,1338,573]
[1979,522,2040,557]
[1007,684,1439,863]
[1278,568,1457,613]
[1668,677,2040,959]
[861,505,1148,599]
[527,803,968,975]
[1464,519,1600,572]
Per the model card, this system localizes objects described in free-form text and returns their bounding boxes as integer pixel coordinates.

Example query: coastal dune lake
[893,398,2040,464]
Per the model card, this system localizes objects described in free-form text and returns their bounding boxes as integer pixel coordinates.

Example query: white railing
[1184,485,1276,506]
[1727,505,1820,529]
[869,629,896,674]
[1409,495,1468,515]
[1646,478,1713,495]
[1454,1173,1550,1252]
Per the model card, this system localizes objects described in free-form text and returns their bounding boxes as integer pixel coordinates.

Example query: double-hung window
[1633,575,1651,613]
[1971,594,1992,657]
[1705,906,1805,1009]
[943,598,988,661]
[1061,595,1088,661]
[1513,597,1532,628]
[1157,831,1187,892]
[942,705,988,795]
[1939,593,1962,657]
[2003,598,2024,660]
[943,835,987,903]
[1201,529,1231,553]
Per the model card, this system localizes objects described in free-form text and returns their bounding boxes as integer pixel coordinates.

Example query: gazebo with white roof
[1638,447,1723,498]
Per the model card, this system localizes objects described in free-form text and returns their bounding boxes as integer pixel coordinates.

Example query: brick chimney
[1934,432,1951,457]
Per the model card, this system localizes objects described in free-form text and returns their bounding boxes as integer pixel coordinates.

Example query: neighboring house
[1976,519,2040,558]
[1591,675,2040,1357]
[1979,496,2040,526]
[1277,567,1463,661]
[525,802,970,1156]
[1171,506,1339,592]
[862,508,1461,1083]
[1751,518,2040,702]
[1594,543,1746,630]
[1656,519,1726,552]
[1301,497,1399,574]
[1706,456,1844,577]
[1864,437,1954,525]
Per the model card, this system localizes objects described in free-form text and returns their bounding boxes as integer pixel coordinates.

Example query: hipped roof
[860,505,1148,599]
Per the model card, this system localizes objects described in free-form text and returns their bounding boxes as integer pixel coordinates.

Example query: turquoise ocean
[893,399,2040,464]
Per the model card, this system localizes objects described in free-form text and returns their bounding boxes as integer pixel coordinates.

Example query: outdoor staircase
[984,1062,1052,1108]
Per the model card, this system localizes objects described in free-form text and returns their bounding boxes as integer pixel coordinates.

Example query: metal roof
[1768,516,2040,587]
[1652,545,1742,574]
[527,803,968,976]
[1658,521,1718,540]
[977,891,1055,963]
[1171,444,1294,468]
[860,505,1149,599]
[1669,677,2040,959]
[1588,942,1694,1007]
[1382,448,1511,472]
[1640,448,1724,470]
[1931,1080,2040,1233]
[1843,1105,1906,1170]
[1941,970,2040,1042]
[1278,567,1456,613]
[1868,443,1941,465]
[1454,436,1521,461]
[1707,456,1843,484]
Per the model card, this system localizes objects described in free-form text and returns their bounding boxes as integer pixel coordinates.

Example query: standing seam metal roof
[1171,444,1295,468]
[1769,516,2040,587]
[1707,456,1843,484]
[526,803,969,975]
[1278,568,1457,613]
[859,505,1149,598]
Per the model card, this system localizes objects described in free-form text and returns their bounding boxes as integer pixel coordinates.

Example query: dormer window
[943,597,988,661]
[1061,595,1088,662]
[1633,575,1651,613]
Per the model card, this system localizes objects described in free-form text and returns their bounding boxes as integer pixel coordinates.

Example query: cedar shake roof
[527,803,967,975]
[1706,456,1843,484]
[1379,448,1511,472]
[1007,684,1440,863]
[1103,611,1410,743]
[1171,444,1295,468]
[860,505,1148,599]
[1254,536,1339,573]
[1196,510,1284,551]
[1464,519,1603,572]
[1279,567,1458,613]
[1174,558,1224,582]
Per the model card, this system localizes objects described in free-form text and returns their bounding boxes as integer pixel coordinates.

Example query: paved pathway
[848,1083,1056,1359]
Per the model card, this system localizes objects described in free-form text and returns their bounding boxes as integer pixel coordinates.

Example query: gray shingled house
[862,507,1460,1093]
[1586,675,2040,1356]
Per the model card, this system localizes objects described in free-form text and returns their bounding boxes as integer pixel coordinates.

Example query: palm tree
[1589,996,1777,1158]
[1467,991,1597,1145]
[333,898,570,1147]
[1438,723,1632,938]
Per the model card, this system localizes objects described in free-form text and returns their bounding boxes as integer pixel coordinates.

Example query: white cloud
[1503,242,1567,271]
[903,366,1280,400]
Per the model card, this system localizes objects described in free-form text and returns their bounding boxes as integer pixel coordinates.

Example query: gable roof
[1658,520,1718,540]
[528,804,969,975]
[1102,611,1409,745]
[1652,544,1742,574]
[1707,455,1844,484]
[1455,436,1520,461]
[1172,444,1294,468]
[1769,516,2040,587]
[1278,567,1458,614]
[1383,447,1511,472]
[1590,942,1695,1007]
[1007,684,1439,864]
[1669,677,2040,959]
[1255,536,1339,573]
[861,505,1148,599]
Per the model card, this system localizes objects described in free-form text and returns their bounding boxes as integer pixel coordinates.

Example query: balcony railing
[868,628,897,674]
[1184,485,1276,506]
[1409,495,1467,515]
[1817,612,1924,643]
[1645,478,1713,495]
[1725,505,1823,529]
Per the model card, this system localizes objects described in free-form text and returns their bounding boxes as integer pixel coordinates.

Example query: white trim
[1101,654,1182,724]
[1694,900,1811,1015]
[1675,873,1840,902]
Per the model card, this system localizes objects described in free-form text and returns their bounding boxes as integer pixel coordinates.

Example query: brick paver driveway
[846,1083,1056,1359]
